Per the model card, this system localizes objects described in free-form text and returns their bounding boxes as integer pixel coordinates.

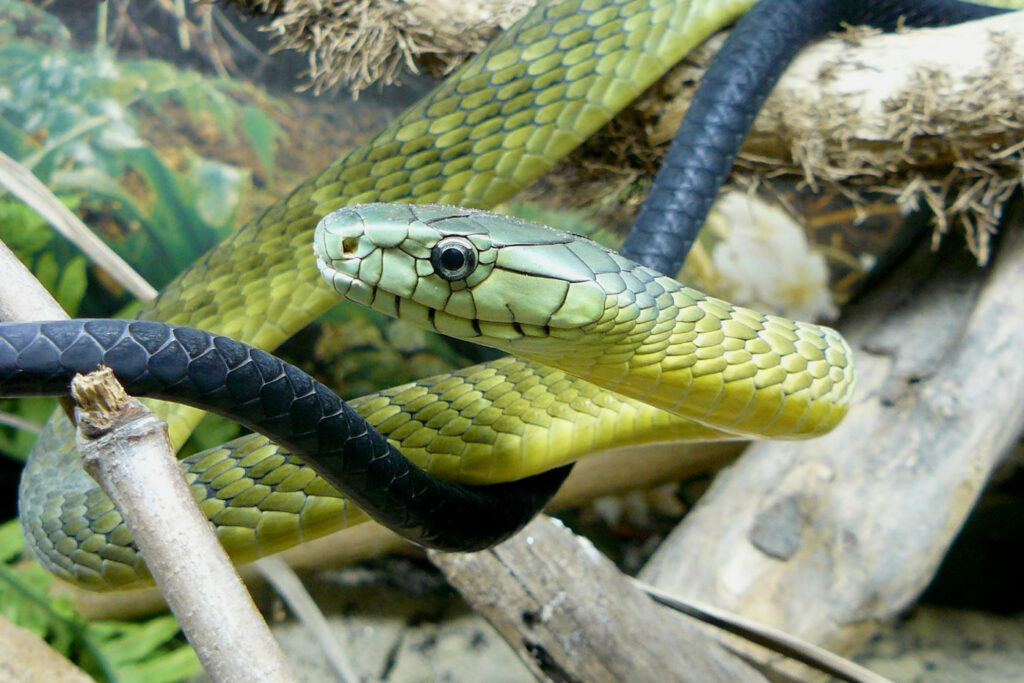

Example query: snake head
[314,204,611,350]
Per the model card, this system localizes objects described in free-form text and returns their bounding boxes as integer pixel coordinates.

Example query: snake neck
[511,266,855,440]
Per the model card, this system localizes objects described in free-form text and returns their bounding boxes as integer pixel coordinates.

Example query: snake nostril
[341,237,359,255]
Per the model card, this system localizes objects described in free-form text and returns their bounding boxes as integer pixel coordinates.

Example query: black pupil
[440,247,466,272]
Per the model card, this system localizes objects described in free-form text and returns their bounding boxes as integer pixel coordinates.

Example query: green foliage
[0,198,88,313]
[0,521,200,682]
[0,0,286,289]
[0,0,291,460]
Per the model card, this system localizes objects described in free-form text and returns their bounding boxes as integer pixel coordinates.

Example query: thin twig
[255,557,358,683]
[72,368,298,683]
[0,151,157,302]
[173,0,190,50]
[0,410,42,435]
[96,0,108,48]
[633,579,891,683]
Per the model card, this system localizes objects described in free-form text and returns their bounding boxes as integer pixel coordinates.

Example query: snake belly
[21,0,759,590]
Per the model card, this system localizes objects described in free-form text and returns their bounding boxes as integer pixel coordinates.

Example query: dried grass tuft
[254,0,530,95]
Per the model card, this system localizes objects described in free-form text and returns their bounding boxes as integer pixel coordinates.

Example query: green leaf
[239,105,283,181]
[0,519,24,563]
[115,644,201,683]
[0,198,52,255]
[54,255,88,314]
[192,159,248,229]
[0,113,37,159]
[0,520,201,681]
[91,616,184,666]
[32,251,59,294]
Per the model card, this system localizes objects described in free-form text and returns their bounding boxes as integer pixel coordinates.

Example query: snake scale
[16,0,1019,590]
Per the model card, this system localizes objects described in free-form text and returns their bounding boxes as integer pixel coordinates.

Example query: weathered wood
[650,12,1024,173]
[640,200,1024,678]
[642,13,1024,264]
[0,615,92,682]
[72,372,297,683]
[430,515,765,683]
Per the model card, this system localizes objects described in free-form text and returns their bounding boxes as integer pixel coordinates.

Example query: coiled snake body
[15,0,1016,589]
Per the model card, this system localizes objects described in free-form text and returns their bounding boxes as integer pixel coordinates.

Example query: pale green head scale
[314,204,615,349]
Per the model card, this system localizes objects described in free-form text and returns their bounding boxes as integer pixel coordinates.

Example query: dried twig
[255,557,358,682]
[0,410,42,434]
[633,579,890,683]
[72,368,297,683]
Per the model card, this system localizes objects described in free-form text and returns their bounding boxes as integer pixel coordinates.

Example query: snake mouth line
[316,255,375,306]
[315,256,477,341]
[316,254,565,348]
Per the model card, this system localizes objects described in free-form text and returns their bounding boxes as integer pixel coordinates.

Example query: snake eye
[430,236,478,281]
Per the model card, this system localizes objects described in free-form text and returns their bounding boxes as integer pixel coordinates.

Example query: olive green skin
[317,204,853,439]
[18,0,1013,590]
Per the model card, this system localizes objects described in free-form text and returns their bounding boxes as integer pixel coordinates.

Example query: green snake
[17,0,1012,590]
[315,204,853,438]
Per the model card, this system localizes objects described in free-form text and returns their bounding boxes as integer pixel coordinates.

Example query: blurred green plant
[0,0,284,289]
[0,198,89,459]
[0,520,201,682]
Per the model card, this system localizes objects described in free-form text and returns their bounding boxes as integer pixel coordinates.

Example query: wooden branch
[639,199,1024,677]
[0,241,67,321]
[743,12,1024,174]
[638,12,1024,173]
[643,12,1024,263]
[71,369,297,683]
[429,516,765,682]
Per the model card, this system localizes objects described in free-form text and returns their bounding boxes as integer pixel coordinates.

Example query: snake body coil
[22,0,759,590]
[18,0,1018,590]
[0,320,570,558]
